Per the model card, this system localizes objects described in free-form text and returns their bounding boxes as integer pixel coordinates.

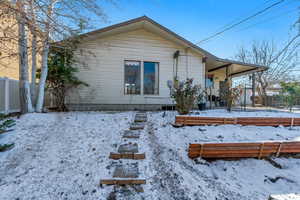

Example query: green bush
[37,47,88,111]
[0,143,14,152]
[0,114,15,152]
[280,82,300,112]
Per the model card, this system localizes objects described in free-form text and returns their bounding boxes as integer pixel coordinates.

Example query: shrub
[170,78,200,115]
[219,81,242,112]
[280,82,300,112]
[197,89,207,104]
[37,47,88,111]
[0,114,15,152]
[226,86,242,112]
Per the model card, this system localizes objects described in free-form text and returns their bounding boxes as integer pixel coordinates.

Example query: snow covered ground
[0,112,134,200]
[188,109,300,118]
[1,109,300,200]
[148,110,300,200]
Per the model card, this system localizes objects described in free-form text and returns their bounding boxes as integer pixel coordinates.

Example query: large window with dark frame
[143,62,159,95]
[124,60,159,95]
[124,61,141,95]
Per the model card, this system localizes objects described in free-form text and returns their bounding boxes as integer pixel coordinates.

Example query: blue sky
[94,0,299,59]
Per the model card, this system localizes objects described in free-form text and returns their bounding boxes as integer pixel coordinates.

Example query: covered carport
[204,56,268,107]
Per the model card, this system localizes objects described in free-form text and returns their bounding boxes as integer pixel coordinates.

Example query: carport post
[226,66,229,79]
[252,73,255,107]
[225,65,230,108]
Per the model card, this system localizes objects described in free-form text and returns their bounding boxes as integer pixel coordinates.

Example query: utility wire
[196,0,285,45]
[235,0,299,32]
[213,0,276,33]
[235,8,298,33]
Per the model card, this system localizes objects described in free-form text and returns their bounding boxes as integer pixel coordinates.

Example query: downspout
[173,50,180,80]
[185,48,189,78]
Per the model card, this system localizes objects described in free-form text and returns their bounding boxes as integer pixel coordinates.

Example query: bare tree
[235,40,299,105]
[1,0,111,113]
[30,0,110,112]
[0,0,38,113]
[34,0,55,113]
[28,0,37,102]
[16,0,34,113]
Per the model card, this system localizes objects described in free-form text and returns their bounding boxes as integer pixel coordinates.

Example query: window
[205,74,214,88]
[124,61,141,95]
[144,62,159,95]
[124,60,159,95]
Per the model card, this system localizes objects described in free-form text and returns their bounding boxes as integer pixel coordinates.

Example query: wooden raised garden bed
[188,141,300,159]
[175,116,300,127]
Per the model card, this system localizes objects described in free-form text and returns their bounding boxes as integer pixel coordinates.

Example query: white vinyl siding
[68,29,204,105]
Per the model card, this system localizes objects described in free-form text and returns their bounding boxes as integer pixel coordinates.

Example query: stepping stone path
[100,112,147,198]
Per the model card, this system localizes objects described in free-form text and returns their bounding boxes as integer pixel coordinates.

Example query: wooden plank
[189,149,278,154]
[189,144,300,153]
[188,141,300,159]
[188,152,273,158]
[109,153,145,160]
[203,153,273,158]
[176,116,300,127]
[100,179,146,185]
[190,142,271,147]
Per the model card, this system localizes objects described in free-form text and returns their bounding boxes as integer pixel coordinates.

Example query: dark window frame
[143,61,160,96]
[124,60,142,95]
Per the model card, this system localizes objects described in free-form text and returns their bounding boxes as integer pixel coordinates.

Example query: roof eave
[52,16,269,73]
[216,58,268,69]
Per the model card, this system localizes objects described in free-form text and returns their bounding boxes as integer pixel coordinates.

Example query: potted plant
[197,90,206,110]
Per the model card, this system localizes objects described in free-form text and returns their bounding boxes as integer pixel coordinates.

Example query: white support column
[4,78,9,114]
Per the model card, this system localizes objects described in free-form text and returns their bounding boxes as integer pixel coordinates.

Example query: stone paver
[130,122,145,130]
[135,113,147,118]
[113,163,139,178]
[123,130,140,138]
[134,116,147,123]
[118,143,138,153]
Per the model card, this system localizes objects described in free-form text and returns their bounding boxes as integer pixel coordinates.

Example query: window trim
[123,60,160,96]
[124,60,142,95]
[143,61,160,96]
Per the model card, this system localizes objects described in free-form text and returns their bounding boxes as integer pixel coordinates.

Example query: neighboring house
[0,10,19,80]
[0,4,41,81]
[265,81,288,96]
[66,16,267,110]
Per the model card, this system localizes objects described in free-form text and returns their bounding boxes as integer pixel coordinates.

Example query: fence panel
[0,79,6,112]
[0,77,55,114]
[8,79,20,112]
[266,96,300,108]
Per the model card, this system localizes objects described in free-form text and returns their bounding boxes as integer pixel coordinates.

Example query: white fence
[0,77,20,114]
[0,77,54,114]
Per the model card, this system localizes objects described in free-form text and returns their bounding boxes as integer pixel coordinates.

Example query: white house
[65,16,267,111]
